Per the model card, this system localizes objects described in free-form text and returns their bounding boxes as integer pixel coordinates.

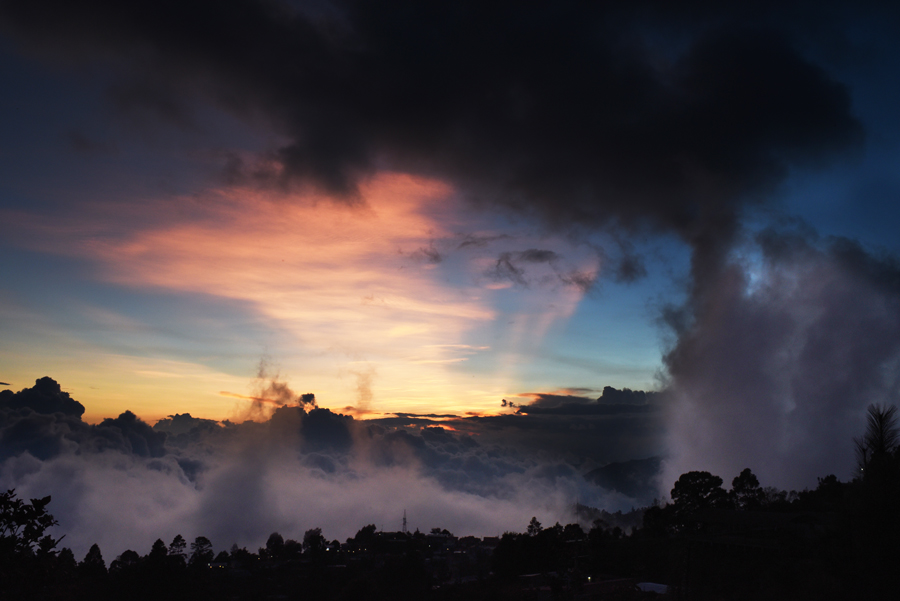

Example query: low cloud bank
[0,378,654,559]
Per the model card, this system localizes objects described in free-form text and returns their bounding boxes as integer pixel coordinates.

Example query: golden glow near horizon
[2,173,602,423]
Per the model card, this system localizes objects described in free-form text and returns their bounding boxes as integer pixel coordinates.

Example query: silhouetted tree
[57,547,77,574]
[264,531,284,560]
[526,517,542,536]
[168,534,187,569]
[762,486,789,509]
[672,471,727,514]
[641,503,674,537]
[351,524,377,553]
[228,544,256,569]
[589,518,611,543]
[189,536,213,568]
[731,468,765,510]
[355,524,376,540]
[562,522,585,541]
[0,489,60,558]
[109,549,141,573]
[283,538,303,559]
[855,404,899,481]
[0,489,64,595]
[148,538,168,562]
[851,404,900,599]
[303,528,326,560]
[79,543,107,578]
[491,532,526,577]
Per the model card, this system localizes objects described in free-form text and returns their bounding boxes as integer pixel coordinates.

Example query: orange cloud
[2,172,601,419]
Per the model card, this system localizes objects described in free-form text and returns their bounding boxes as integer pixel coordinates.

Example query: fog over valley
[1,376,664,557]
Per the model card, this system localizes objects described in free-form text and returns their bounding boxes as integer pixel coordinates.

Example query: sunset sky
[0,142,673,422]
[0,3,697,424]
[3,1,900,555]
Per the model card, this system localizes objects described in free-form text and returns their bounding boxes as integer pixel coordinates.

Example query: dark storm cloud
[0,1,862,249]
[97,411,167,458]
[153,413,220,437]
[1,376,85,417]
[0,378,167,459]
[370,402,663,473]
[523,393,598,408]
[598,386,659,405]
[299,407,354,452]
[518,386,659,412]
[452,412,663,469]
[0,408,86,461]
[516,388,660,416]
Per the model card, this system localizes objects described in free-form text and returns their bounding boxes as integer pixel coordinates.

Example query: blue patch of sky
[445,229,690,393]
[0,244,283,377]
[779,18,900,253]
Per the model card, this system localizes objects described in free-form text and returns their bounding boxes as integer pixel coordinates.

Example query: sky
[2,1,900,557]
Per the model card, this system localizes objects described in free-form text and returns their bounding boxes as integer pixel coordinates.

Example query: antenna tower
[402,509,408,534]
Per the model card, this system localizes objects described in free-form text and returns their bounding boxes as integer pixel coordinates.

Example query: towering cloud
[0,379,165,461]
[0,376,85,417]
[662,230,900,490]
